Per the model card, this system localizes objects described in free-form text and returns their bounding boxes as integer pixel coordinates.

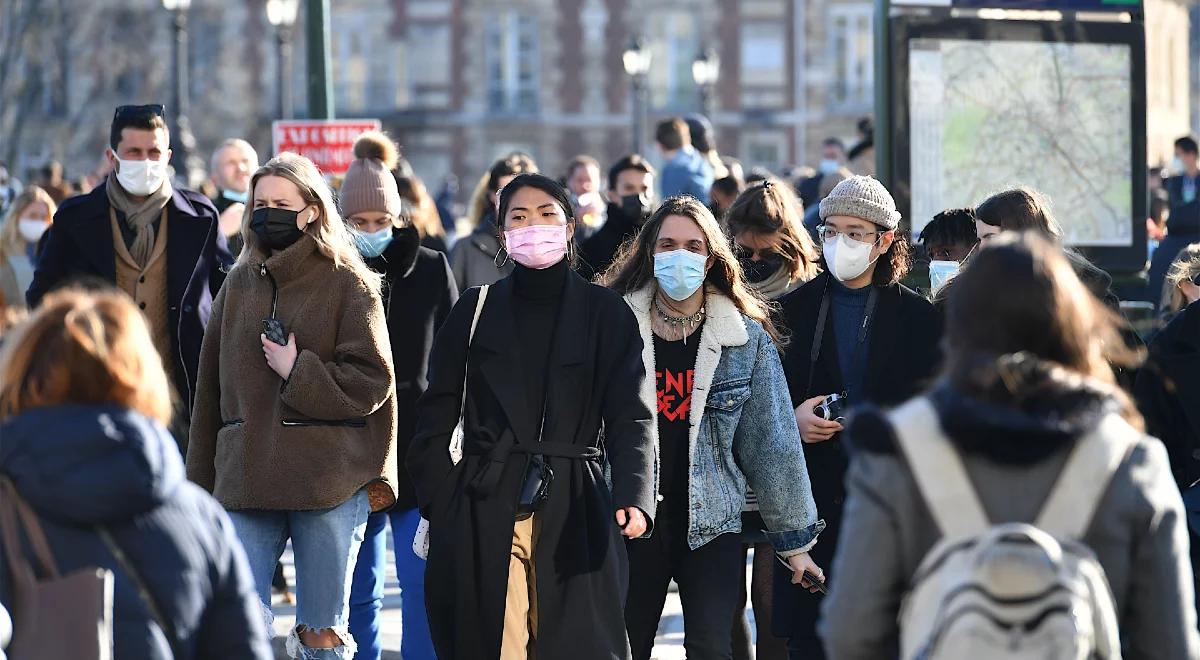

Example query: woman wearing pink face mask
[408,173,656,660]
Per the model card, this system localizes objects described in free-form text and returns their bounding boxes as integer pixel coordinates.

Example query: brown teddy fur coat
[186,235,397,511]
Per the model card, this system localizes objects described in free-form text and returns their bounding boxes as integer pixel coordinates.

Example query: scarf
[106,177,173,267]
[751,264,802,300]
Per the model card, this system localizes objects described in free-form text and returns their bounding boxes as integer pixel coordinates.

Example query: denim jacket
[625,286,824,554]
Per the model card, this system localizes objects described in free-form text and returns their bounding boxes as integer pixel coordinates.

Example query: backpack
[889,397,1137,660]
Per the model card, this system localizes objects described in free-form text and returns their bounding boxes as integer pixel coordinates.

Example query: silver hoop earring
[494,246,512,268]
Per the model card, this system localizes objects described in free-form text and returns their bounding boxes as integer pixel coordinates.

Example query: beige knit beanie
[819,175,901,230]
[339,131,403,219]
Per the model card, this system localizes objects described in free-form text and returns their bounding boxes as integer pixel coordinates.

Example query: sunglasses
[113,104,166,121]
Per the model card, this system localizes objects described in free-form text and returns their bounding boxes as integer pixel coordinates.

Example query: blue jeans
[348,507,435,660]
[229,489,370,660]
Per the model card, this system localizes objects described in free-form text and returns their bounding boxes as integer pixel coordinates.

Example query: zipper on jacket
[280,418,368,428]
[222,419,245,428]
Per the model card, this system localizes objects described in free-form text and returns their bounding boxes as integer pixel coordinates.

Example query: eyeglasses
[735,244,782,262]
[817,225,879,245]
[113,104,166,121]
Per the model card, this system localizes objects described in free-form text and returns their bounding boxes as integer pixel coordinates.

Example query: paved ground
[269,539,758,659]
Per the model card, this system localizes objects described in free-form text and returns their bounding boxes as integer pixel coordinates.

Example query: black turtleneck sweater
[512,258,569,427]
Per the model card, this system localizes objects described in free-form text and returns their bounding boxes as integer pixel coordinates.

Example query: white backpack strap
[1036,413,1139,539]
[458,284,488,411]
[889,397,990,540]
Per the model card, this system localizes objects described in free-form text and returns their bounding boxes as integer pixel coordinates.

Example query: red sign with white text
[272,119,382,175]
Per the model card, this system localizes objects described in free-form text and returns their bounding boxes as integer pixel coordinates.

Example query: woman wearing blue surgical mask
[408,172,655,660]
[772,176,942,660]
[602,196,825,660]
[338,132,458,660]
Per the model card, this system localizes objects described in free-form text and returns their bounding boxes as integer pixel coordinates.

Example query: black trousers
[625,507,745,660]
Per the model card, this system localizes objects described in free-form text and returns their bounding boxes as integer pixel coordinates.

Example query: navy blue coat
[25,182,232,410]
[1146,176,1200,307]
[0,405,271,660]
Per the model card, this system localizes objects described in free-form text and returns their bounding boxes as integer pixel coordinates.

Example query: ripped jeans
[229,489,370,659]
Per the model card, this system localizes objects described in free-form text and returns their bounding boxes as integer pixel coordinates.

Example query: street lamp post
[266,0,301,120]
[622,38,653,155]
[162,0,196,186]
[691,47,720,119]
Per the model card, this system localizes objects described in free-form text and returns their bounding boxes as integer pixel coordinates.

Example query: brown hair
[394,175,446,239]
[726,180,820,284]
[655,118,691,152]
[975,187,1063,241]
[0,288,173,424]
[1161,242,1200,313]
[942,232,1141,426]
[467,152,539,229]
[601,196,785,347]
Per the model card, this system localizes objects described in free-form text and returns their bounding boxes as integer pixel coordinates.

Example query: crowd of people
[1,102,1200,660]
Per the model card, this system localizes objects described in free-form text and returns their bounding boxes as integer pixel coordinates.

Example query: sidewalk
[269,539,756,659]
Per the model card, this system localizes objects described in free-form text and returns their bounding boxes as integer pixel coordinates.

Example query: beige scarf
[752,265,802,301]
[106,176,173,267]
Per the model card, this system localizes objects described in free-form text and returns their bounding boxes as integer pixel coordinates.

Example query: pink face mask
[504,224,568,269]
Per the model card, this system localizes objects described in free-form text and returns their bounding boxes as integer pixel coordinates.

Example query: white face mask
[823,233,878,282]
[115,157,168,196]
[18,218,48,243]
[928,260,959,291]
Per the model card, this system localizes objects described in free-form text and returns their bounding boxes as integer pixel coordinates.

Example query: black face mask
[251,207,307,251]
[619,193,653,225]
[740,255,784,283]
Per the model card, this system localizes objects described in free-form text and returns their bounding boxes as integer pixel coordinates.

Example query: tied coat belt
[465,437,602,498]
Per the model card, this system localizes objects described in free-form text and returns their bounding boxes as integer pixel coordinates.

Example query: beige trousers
[501,515,539,660]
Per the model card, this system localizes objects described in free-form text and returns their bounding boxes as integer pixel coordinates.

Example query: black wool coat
[407,268,656,660]
[366,226,458,512]
[772,272,943,641]
[1135,301,1200,489]
[26,181,231,411]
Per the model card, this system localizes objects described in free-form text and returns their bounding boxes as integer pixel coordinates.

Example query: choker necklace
[654,295,705,344]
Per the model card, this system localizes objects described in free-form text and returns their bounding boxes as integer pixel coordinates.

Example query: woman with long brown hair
[822,233,1199,659]
[448,153,538,292]
[187,152,397,659]
[603,196,824,660]
[0,288,270,659]
[394,173,448,254]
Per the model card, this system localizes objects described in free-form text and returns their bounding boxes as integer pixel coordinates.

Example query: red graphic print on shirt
[657,367,695,423]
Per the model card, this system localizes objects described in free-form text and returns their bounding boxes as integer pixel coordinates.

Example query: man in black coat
[208,138,259,257]
[576,154,656,281]
[26,104,231,439]
[773,176,943,659]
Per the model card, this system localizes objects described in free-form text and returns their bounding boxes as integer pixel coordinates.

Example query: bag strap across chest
[889,396,1139,542]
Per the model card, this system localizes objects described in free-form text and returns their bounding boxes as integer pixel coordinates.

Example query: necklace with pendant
[654,296,705,345]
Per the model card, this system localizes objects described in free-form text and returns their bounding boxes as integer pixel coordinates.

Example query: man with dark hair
[27,104,231,445]
[656,117,713,203]
[38,160,75,204]
[709,175,744,218]
[1148,136,1200,305]
[798,137,848,208]
[919,208,978,263]
[576,154,657,281]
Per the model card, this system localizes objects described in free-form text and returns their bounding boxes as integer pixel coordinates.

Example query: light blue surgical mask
[928,260,959,291]
[354,226,394,258]
[654,249,708,301]
[222,188,248,204]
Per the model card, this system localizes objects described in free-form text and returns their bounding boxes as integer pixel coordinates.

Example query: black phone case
[262,317,288,345]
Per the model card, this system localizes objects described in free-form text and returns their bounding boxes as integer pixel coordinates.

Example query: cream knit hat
[339,131,403,219]
[819,175,901,230]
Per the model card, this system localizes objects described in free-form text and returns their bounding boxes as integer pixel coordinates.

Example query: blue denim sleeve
[733,332,824,555]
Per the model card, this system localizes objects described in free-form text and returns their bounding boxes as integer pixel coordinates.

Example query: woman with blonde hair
[603,196,824,659]
[0,287,271,659]
[0,185,56,309]
[448,152,538,292]
[187,152,397,659]
[1157,242,1200,318]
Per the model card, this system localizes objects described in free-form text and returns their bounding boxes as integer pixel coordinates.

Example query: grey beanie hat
[819,175,901,230]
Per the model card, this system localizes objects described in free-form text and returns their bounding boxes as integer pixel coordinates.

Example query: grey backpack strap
[889,397,990,541]
[1036,413,1139,539]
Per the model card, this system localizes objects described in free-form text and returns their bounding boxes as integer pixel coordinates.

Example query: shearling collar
[258,234,319,282]
[625,284,748,348]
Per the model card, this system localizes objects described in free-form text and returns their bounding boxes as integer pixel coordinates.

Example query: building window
[740,21,786,108]
[742,131,786,173]
[486,12,540,114]
[645,10,699,111]
[828,4,873,110]
[407,23,452,108]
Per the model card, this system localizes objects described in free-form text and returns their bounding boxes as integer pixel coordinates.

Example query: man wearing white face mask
[27,104,232,448]
[772,175,942,659]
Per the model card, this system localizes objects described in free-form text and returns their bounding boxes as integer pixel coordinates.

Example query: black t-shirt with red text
[653,324,703,513]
